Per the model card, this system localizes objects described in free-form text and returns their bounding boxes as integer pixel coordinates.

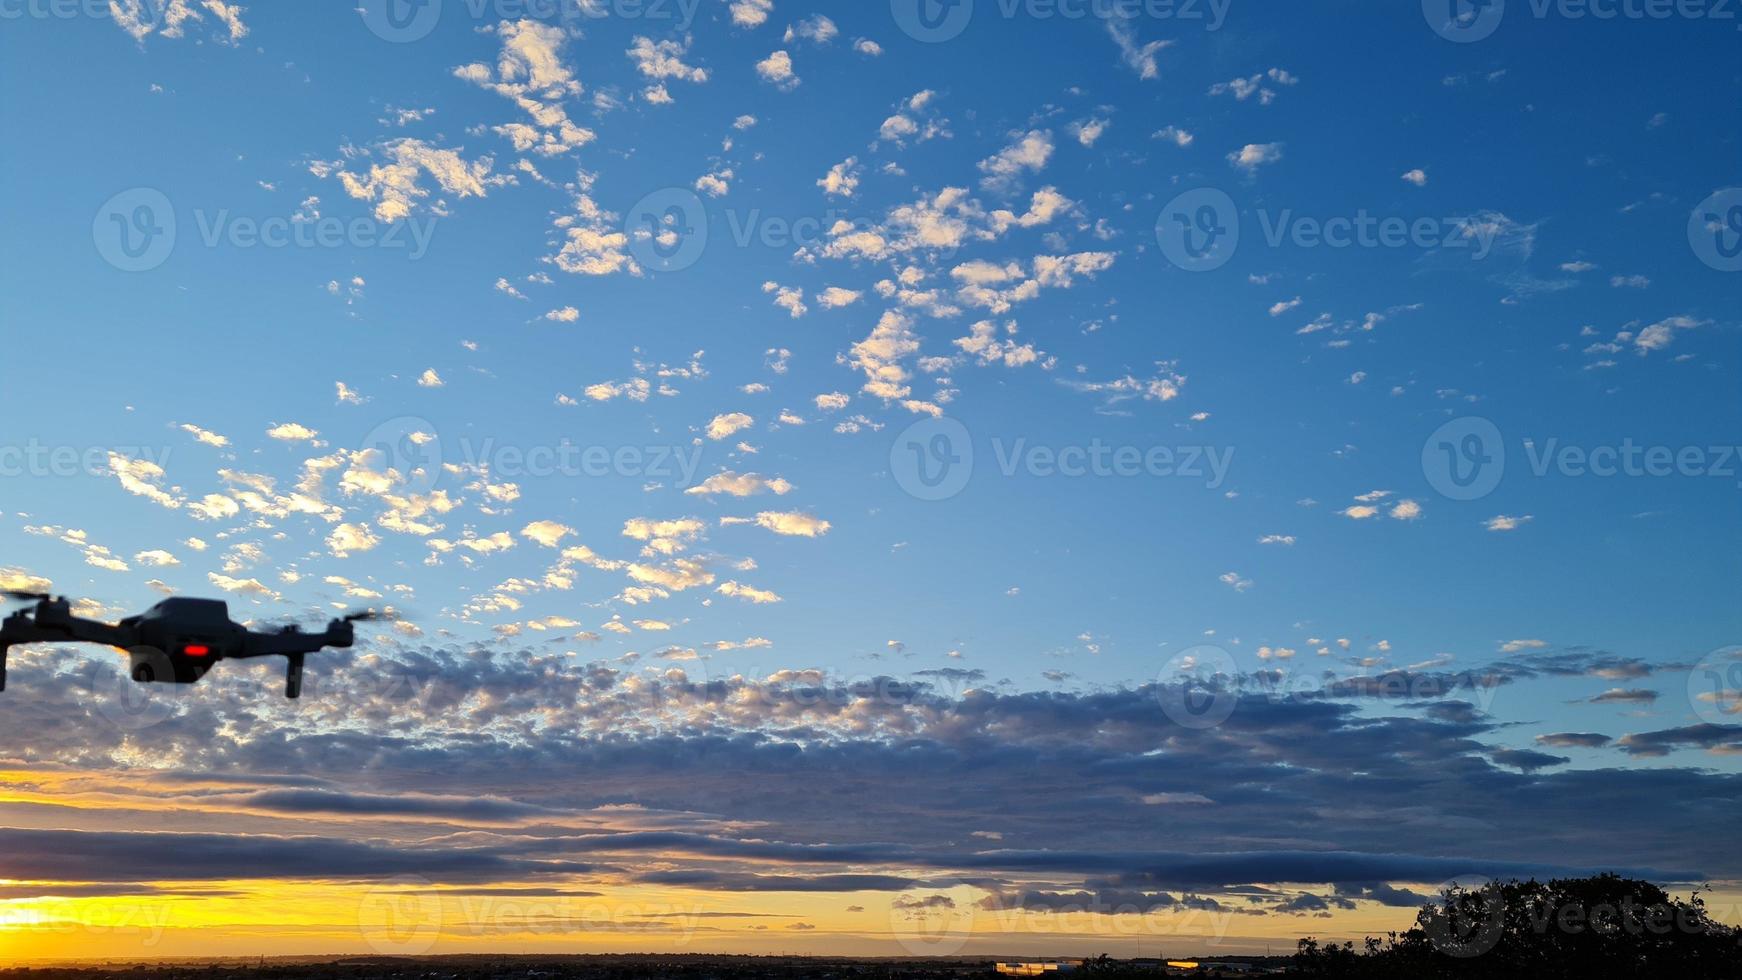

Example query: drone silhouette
[0,591,392,698]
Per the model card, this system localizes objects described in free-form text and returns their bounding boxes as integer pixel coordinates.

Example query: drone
[0,591,392,698]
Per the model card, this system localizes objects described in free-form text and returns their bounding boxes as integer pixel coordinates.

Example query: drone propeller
[1,590,52,603]
[342,608,400,624]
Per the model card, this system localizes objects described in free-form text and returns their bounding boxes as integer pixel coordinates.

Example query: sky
[0,0,1739,962]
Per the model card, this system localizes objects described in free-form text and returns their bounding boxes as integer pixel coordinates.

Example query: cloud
[763,282,807,318]
[1069,117,1110,147]
[0,568,52,593]
[1063,365,1188,407]
[1389,500,1423,521]
[954,320,1041,368]
[1634,315,1705,354]
[1616,723,1742,757]
[111,0,248,45]
[1228,142,1284,173]
[706,413,755,441]
[108,453,182,510]
[207,572,277,599]
[1209,68,1298,105]
[755,50,799,90]
[1106,16,1169,80]
[978,130,1054,192]
[0,659,1729,920]
[327,523,381,558]
[520,521,574,548]
[717,581,782,604]
[783,13,836,44]
[628,35,708,83]
[730,0,773,27]
[180,423,229,448]
[817,286,863,309]
[452,20,593,157]
[554,195,639,277]
[1586,688,1659,705]
[1153,126,1193,147]
[818,158,861,198]
[1491,747,1568,773]
[1537,732,1613,749]
[695,168,733,197]
[847,311,922,403]
[749,512,831,537]
[328,138,498,222]
[0,827,528,884]
[685,473,793,498]
[265,422,319,442]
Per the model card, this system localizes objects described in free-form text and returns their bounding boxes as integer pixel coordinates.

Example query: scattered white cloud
[818,157,862,198]
[755,50,799,90]
[1209,68,1298,105]
[706,413,755,440]
[1228,142,1284,173]
[979,130,1054,193]
[730,0,773,28]
[1152,125,1193,147]
[1106,16,1169,80]
[265,422,319,442]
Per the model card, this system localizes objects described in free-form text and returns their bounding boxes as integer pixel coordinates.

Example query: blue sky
[0,0,1738,957]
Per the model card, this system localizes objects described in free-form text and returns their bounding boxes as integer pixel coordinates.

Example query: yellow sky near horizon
[3,875,1738,963]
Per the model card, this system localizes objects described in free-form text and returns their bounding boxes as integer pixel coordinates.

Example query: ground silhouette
[1289,873,1742,978]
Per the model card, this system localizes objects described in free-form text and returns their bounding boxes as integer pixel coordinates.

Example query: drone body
[0,593,379,698]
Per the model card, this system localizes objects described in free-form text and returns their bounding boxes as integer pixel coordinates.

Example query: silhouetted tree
[1291,874,1742,978]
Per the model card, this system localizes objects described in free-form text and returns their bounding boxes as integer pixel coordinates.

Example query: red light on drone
[183,644,211,657]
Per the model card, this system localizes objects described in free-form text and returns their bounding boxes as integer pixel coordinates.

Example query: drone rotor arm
[0,609,134,692]
[237,622,357,699]
[237,628,339,659]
